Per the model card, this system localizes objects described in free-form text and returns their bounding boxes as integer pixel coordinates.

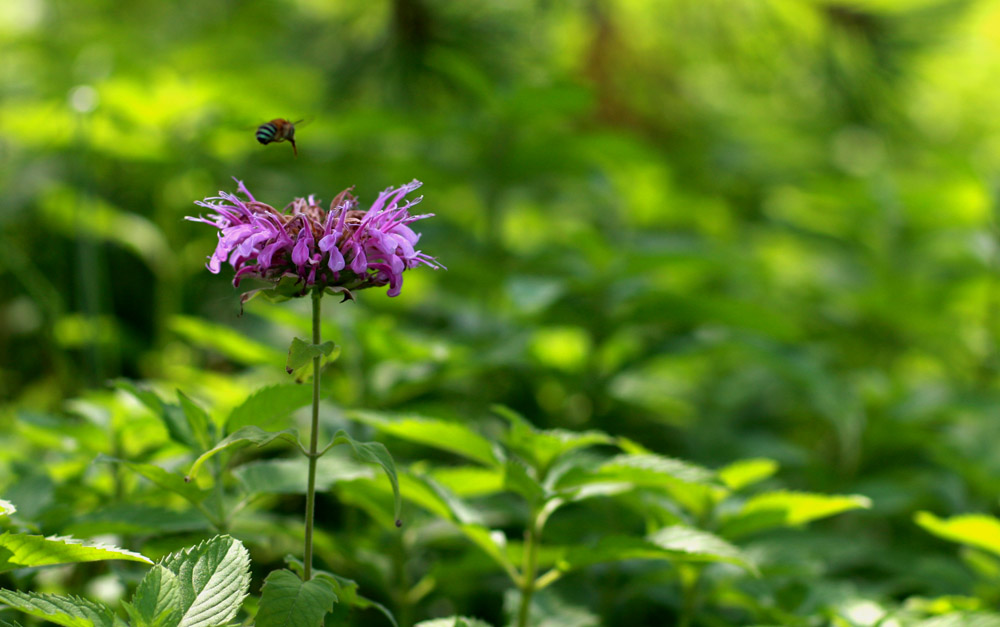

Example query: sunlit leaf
[717,458,779,491]
[722,491,872,539]
[916,512,1000,559]
[0,590,118,627]
[346,410,498,467]
[128,565,180,627]
[428,467,505,498]
[158,535,251,627]
[0,533,150,573]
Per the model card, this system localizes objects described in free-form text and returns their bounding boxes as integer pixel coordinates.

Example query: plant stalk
[304,289,322,580]
[517,510,542,627]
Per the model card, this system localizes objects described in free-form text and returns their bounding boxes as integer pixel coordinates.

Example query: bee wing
[291,117,313,129]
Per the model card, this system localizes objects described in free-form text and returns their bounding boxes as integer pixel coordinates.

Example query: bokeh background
[6,0,1000,624]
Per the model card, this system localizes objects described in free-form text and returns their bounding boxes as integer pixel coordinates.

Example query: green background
[5,0,1000,624]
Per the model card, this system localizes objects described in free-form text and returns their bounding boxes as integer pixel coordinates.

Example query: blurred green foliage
[6,0,1000,624]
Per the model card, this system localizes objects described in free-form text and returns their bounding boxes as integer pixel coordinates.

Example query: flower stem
[517,509,542,627]
[304,289,322,581]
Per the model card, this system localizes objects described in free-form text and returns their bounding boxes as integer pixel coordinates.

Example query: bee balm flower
[187,179,441,298]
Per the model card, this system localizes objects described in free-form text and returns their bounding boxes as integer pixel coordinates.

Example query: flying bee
[255,118,304,156]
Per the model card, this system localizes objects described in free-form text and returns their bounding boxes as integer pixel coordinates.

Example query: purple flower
[187,179,442,297]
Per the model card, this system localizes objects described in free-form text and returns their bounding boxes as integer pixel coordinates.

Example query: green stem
[517,509,542,627]
[211,455,228,533]
[304,289,322,581]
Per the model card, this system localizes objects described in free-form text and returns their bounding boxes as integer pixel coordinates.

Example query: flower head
[187,179,441,298]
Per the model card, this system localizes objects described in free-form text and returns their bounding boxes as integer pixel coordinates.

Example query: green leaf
[721,491,872,539]
[186,426,302,481]
[284,557,398,627]
[115,381,199,449]
[555,453,720,516]
[326,430,402,525]
[0,590,117,627]
[256,569,337,627]
[0,532,151,573]
[226,383,313,432]
[63,505,209,537]
[170,315,284,366]
[494,405,613,473]
[97,456,211,505]
[558,525,756,574]
[285,338,339,383]
[414,618,493,627]
[428,467,505,498]
[916,512,1000,558]
[717,458,779,491]
[233,457,373,495]
[158,535,251,627]
[345,410,498,467]
[176,390,212,451]
[129,565,181,627]
[458,524,518,581]
[504,459,546,503]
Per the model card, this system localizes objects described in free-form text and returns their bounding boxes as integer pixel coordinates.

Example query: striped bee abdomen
[256,123,277,144]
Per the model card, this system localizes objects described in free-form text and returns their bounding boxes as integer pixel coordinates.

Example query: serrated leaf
[226,384,313,432]
[284,557,398,627]
[558,525,756,574]
[97,456,210,505]
[177,390,212,451]
[0,532,151,573]
[721,491,871,539]
[916,512,1000,558]
[717,458,779,491]
[186,426,301,481]
[0,590,116,627]
[346,410,498,467]
[130,565,181,627]
[158,535,251,627]
[325,430,401,524]
[256,569,337,627]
